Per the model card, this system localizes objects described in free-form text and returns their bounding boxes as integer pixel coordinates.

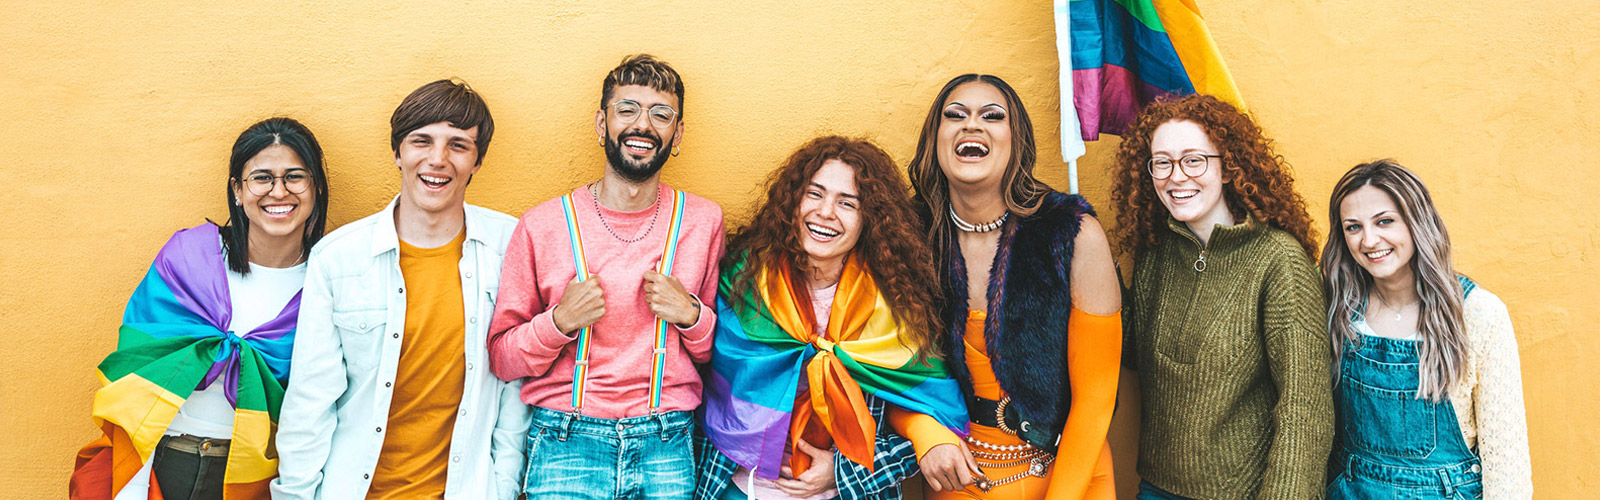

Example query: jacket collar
[368,195,490,257]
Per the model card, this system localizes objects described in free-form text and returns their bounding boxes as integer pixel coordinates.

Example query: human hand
[774,440,837,498]
[920,441,984,492]
[552,275,605,334]
[643,270,699,327]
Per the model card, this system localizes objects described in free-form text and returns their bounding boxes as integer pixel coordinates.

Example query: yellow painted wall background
[3,1,1595,498]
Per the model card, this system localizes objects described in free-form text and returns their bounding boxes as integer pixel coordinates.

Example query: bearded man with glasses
[488,54,726,500]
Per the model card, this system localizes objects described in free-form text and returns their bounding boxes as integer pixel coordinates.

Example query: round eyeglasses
[240,170,312,196]
[608,99,678,128]
[1148,153,1220,180]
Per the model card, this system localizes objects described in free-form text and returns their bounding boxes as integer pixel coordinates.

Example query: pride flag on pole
[1055,0,1243,192]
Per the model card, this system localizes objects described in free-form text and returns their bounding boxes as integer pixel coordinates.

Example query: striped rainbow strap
[560,188,687,410]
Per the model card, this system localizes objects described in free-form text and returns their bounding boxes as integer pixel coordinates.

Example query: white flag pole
[1055,0,1086,194]
[1069,159,1080,194]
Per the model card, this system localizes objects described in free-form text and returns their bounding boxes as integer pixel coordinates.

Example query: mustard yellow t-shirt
[367,230,467,499]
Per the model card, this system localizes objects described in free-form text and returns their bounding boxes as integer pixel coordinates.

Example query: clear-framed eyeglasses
[1148,153,1221,180]
[607,99,678,128]
[240,170,313,196]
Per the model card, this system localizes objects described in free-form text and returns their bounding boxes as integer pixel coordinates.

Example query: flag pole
[1068,159,1080,194]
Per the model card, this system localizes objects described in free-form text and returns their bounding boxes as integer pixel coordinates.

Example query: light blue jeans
[522,407,696,500]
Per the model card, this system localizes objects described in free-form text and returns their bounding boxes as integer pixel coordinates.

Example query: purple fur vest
[941,192,1094,431]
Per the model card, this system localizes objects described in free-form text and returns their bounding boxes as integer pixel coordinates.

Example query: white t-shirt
[731,283,841,500]
[164,258,306,438]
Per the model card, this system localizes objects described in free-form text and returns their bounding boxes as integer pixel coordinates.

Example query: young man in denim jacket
[272,80,530,500]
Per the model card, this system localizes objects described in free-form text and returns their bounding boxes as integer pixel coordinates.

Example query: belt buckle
[994,397,1016,436]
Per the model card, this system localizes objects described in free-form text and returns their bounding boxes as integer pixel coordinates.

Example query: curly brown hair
[1109,94,1318,260]
[724,136,943,359]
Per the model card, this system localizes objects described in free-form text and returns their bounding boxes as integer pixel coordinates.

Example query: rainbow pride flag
[71,224,298,499]
[701,254,967,479]
[1056,0,1243,160]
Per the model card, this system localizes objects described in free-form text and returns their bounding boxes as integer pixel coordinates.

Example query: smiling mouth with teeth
[420,174,451,188]
[1365,249,1393,259]
[807,223,840,238]
[955,141,989,158]
[263,205,294,215]
[624,139,657,151]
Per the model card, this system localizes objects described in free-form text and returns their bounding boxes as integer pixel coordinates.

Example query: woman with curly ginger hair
[696,136,972,500]
[1110,94,1333,500]
[905,74,1123,500]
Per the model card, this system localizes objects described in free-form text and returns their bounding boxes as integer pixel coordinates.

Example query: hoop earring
[598,136,605,146]
[672,145,681,157]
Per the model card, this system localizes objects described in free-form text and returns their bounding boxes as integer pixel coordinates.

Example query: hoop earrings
[672,145,681,157]
[598,136,605,146]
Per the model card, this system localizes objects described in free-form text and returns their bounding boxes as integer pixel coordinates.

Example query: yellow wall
[3,1,1594,497]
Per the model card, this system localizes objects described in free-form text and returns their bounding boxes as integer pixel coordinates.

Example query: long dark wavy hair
[1323,160,1466,401]
[221,117,330,274]
[908,74,1052,269]
[724,136,942,359]
[1109,94,1318,260]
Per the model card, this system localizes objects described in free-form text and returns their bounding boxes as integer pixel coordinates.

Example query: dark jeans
[150,434,229,500]
[1137,481,1201,500]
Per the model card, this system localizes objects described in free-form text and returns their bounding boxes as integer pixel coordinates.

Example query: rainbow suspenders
[559,188,687,411]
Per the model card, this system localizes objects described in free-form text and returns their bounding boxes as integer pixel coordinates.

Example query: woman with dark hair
[1109,94,1331,500]
[905,74,1122,500]
[1322,160,1531,499]
[71,117,330,500]
[696,136,972,500]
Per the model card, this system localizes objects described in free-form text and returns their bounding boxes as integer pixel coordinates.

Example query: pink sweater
[488,184,725,419]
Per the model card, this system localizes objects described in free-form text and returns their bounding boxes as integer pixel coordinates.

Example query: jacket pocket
[332,309,386,372]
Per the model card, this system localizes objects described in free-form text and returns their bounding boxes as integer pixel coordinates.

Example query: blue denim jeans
[522,407,696,500]
[1328,333,1484,500]
[1136,481,1199,500]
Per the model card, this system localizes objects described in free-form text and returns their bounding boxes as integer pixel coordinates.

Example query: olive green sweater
[1125,217,1334,500]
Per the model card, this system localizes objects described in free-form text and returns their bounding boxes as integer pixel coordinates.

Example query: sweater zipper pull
[1193,250,1207,272]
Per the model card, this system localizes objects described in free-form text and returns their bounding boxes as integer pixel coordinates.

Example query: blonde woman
[1322,160,1532,499]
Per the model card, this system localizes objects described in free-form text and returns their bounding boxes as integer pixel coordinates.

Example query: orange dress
[897,309,1120,500]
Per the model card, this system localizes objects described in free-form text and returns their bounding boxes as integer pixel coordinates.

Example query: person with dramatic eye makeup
[695,136,971,500]
[1110,94,1332,500]
[1322,160,1532,499]
[71,117,329,500]
[905,74,1123,500]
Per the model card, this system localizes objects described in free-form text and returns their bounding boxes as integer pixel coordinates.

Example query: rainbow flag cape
[71,223,298,499]
[701,254,967,479]
[1056,0,1243,157]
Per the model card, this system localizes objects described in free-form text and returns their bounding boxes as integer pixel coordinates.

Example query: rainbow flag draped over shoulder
[1058,0,1243,147]
[71,223,298,500]
[701,254,967,479]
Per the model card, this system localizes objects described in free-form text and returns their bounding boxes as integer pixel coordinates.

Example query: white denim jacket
[271,198,530,500]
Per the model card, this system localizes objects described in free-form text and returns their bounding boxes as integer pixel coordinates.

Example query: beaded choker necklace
[949,206,1007,233]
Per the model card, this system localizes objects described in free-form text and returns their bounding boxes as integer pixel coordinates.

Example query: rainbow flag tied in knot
[702,253,968,479]
[71,223,299,499]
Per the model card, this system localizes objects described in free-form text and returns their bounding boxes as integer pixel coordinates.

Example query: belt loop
[1437,469,1454,496]
[556,411,575,441]
[657,412,671,441]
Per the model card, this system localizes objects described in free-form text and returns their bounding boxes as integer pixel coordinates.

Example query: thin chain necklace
[588,182,661,243]
[1372,294,1416,322]
[950,206,1007,232]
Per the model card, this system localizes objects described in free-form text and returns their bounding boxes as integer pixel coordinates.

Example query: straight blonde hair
[1322,160,1467,402]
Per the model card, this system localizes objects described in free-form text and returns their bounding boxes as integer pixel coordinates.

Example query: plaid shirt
[694,396,920,500]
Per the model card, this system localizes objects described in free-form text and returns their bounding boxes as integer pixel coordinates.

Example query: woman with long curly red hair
[905,74,1123,500]
[1109,94,1333,500]
[695,136,973,500]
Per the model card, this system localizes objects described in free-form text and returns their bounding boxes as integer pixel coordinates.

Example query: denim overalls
[1329,281,1484,500]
